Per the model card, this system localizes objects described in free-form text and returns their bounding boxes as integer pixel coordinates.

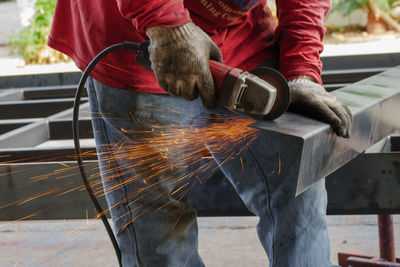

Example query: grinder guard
[249,67,290,120]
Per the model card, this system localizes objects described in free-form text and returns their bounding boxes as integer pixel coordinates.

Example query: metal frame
[253,66,400,195]
[337,135,400,266]
[0,54,399,220]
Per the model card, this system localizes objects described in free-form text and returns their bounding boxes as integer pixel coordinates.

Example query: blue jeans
[86,72,332,266]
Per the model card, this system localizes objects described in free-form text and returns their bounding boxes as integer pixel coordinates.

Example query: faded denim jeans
[86,66,333,267]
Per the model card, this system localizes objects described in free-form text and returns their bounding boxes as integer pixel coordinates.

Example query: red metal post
[347,256,400,266]
[378,214,396,262]
[338,215,400,267]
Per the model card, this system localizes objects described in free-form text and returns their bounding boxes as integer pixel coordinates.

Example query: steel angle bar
[0,84,80,100]
[326,134,400,215]
[22,84,87,100]
[0,120,49,149]
[334,133,400,265]
[326,151,400,214]
[0,72,81,89]
[391,134,400,151]
[49,118,93,140]
[321,53,400,70]
[251,66,400,196]
[322,67,387,84]
[0,121,30,135]
[0,98,88,119]
[0,161,106,221]
[0,102,91,150]
[0,89,23,101]
[49,101,91,120]
[0,147,96,164]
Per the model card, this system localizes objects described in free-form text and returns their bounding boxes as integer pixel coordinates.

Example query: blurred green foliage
[11,0,68,64]
[331,0,399,16]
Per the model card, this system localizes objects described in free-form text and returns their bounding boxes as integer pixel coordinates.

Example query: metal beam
[0,121,29,135]
[49,118,93,140]
[326,135,400,215]
[322,67,386,84]
[326,153,400,215]
[22,85,87,100]
[0,121,50,149]
[0,98,88,119]
[321,53,400,70]
[0,103,91,150]
[0,89,22,101]
[251,66,400,195]
[1,147,399,221]
[0,72,82,89]
[0,53,399,91]
[0,147,96,163]
[0,161,106,220]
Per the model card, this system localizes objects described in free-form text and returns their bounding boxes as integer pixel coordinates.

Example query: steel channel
[0,121,29,135]
[49,118,93,140]
[0,89,23,101]
[0,147,97,163]
[326,152,400,215]
[0,72,82,89]
[321,53,400,70]
[22,85,84,100]
[0,98,88,119]
[322,67,386,84]
[0,161,105,221]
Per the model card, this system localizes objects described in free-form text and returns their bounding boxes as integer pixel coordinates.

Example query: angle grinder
[73,40,290,267]
[135,41,290,120]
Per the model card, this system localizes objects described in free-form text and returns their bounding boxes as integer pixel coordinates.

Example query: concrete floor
[0,215,399,266]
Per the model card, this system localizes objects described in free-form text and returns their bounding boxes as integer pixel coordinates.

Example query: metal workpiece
[336,135,400,267]
[251,66,400,196]
[0,161,105,221]
[0,97,88,120]
[0,72,82,89]
[327,135,400,215]
[321,53,400,86]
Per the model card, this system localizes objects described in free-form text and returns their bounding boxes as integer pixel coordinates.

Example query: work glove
[288,76,352,138]
[145,22,222,108]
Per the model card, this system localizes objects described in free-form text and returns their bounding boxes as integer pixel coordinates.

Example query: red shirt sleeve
[275,0,330,84]
[115,0,192,33]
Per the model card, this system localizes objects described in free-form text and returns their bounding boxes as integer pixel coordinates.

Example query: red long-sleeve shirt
[48,0,330,93]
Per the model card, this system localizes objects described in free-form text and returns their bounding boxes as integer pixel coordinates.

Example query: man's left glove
[288,76,353,138]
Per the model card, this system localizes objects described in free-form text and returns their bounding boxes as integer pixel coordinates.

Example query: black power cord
[73,41,142,267]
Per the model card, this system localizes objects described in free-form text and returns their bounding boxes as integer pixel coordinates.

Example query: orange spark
[1,109,260,229]
[171,182,189,196]
[278,152,281,175]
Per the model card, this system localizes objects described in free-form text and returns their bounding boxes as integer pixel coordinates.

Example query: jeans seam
[88,77,143,267]
[246,148,276,266]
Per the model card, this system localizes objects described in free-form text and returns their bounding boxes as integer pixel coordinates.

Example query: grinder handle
[208,60,233,96]
[135,40,238,98]
[209,60,243,98]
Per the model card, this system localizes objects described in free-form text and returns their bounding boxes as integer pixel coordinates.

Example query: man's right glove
[288,76,353,138]
[145,22,222,109]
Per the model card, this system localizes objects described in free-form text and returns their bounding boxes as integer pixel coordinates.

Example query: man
[49,1,352,266]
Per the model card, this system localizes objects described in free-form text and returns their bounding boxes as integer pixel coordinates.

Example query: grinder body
[209,60,290,120]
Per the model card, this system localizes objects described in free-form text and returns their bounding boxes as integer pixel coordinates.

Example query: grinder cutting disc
[250,67,290,120]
